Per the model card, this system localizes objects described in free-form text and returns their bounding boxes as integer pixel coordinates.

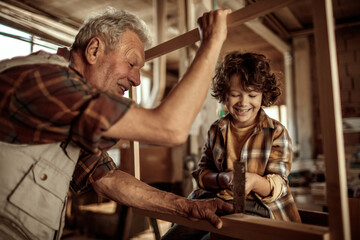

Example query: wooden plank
[133,208,329,240]
[312,0,351,239]
[293,36,314,159]
[298,209,328,227]
[145,0,296,61]
[245,18,291,53]
[124,87,140,240]
[129,87,140,180]
[273,7,303,30]
[148,0,167,106]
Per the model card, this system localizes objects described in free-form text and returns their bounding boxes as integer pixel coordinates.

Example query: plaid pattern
[0,53,133,192]
[192,109,301,222]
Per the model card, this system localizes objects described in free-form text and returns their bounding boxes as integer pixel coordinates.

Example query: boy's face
[225,74,262,128]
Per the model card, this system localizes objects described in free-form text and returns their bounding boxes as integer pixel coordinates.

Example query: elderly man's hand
[184,198,234,229]
[197,9,232,44]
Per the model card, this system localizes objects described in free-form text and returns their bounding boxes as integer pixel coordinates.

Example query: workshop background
[0,0,359,239]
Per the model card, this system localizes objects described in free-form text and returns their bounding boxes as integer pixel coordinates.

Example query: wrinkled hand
[197,9,232,44]
[185,198,234,229]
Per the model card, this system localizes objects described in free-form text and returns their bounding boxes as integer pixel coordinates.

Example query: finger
[197,12,209,40]
[207,211,223,229]
[220,201,234,214]
[224,8,232,15]
[188,217,200,222]
[212,198,233,215]
[206,10,214,27]
[200,12,209,28]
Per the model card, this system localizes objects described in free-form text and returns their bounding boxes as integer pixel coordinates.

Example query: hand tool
[233,161,246,213]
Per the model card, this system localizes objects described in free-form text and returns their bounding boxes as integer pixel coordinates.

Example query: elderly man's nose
[130,71,141,86]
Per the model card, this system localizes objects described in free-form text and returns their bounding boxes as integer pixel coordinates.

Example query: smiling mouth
[117,84,128,95]
[235,108,251,114]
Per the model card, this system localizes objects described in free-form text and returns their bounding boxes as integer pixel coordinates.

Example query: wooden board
[134,208,330,240]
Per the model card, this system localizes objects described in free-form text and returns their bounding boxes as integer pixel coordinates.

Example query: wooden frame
[128,0,352,239]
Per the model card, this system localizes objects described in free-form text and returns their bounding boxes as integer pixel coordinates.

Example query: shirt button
[40,174,48,181]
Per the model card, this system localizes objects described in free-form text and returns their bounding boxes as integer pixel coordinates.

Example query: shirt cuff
[198,169,212,189]
[255,174,284,202]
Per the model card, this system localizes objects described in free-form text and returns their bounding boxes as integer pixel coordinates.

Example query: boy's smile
[225,74,262,128]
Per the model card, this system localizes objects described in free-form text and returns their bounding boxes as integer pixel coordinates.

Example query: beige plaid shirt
[192,109,301,222]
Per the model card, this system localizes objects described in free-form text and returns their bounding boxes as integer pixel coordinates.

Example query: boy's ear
[84,37,104,64]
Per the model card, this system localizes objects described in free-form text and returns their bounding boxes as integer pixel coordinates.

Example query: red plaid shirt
[0,52,133,192]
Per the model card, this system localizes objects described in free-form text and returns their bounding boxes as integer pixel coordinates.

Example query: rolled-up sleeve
[261,125,292,201]
[71,90,133,153]
[70,149,117,192]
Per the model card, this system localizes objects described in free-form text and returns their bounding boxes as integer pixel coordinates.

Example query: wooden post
[312,0,351,239]
[129,84,140,180]
[121,87,140,240]
[293,36,314,159]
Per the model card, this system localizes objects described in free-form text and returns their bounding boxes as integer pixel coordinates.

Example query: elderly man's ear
[85,37,105,64]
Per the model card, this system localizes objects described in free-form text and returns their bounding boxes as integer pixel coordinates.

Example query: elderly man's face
[86,29,145,95]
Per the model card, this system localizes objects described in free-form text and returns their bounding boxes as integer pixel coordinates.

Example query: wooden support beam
[145,0,296,61]
[245,18,291,53]
[0,1,77,46]
[151,0,167,106]
[124,86,140,240]
[312,0,351,239]
[293,36,314,159]
[129,87,140,180]
[134,208,330,240]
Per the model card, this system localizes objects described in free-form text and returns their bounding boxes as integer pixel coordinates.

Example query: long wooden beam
[144,0,296,61]
[312,0,351,239]
[134,208,329,240]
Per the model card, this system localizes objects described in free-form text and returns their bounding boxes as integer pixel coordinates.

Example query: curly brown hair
[211,51,281,107]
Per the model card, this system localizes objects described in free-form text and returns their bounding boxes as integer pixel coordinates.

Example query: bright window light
[0,24,61,61]
[263,105,288,128]
[0,24,30,38]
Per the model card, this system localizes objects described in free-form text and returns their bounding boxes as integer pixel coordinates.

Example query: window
[0,24,153,107]
[263,105,288,129]
[0,24,61,61]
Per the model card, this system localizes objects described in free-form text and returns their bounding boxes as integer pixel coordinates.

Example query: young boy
[161,51,300,240]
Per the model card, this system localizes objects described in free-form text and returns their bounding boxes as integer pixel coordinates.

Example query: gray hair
[72,7,152,53]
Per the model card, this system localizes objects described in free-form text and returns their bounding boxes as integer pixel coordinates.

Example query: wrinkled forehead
[118,30,145,61]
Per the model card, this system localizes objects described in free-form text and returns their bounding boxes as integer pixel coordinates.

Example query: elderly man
[0,7,232,240]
